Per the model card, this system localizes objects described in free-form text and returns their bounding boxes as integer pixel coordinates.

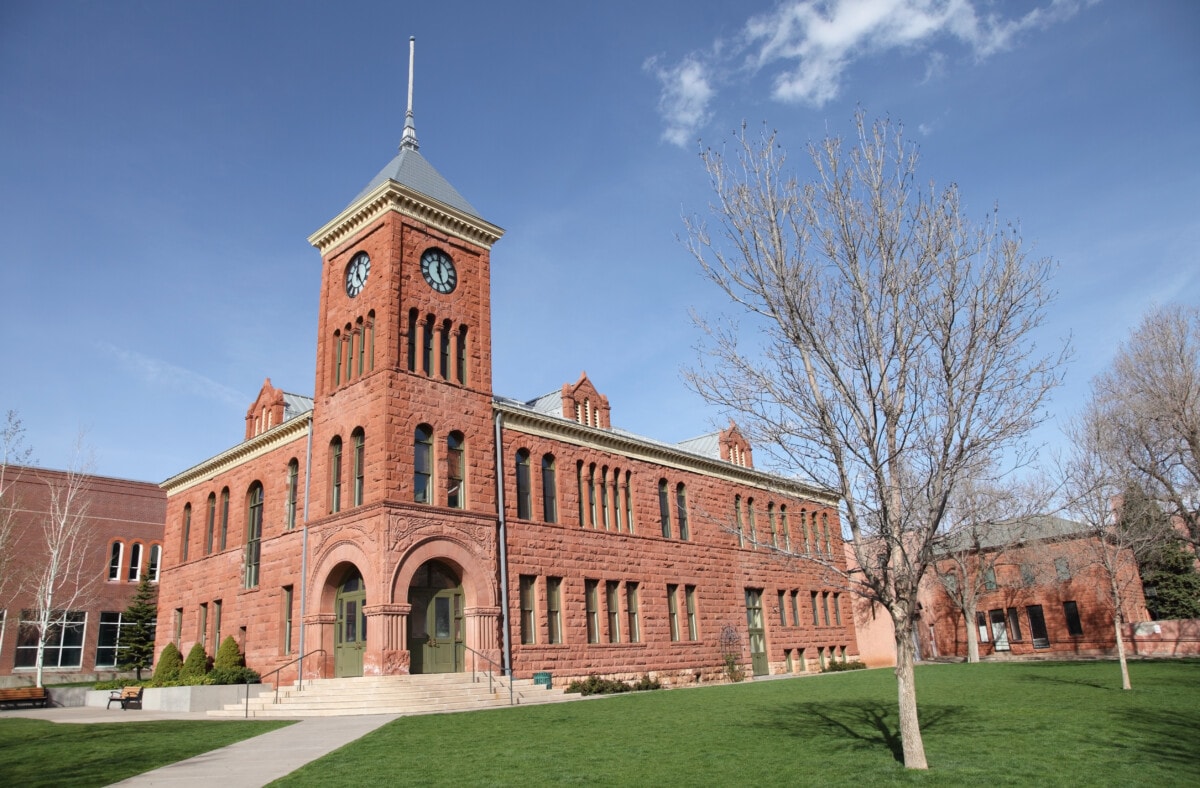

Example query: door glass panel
[345,600,357,643]
[435,596,451,639]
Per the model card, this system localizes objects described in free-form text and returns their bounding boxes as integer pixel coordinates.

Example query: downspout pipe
[298,414,313,686]
[494,410,513,677]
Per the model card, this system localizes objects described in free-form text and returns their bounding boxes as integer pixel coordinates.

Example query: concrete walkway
[4,706,399,787]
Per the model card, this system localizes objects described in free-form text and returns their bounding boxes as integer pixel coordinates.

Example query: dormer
[562,372,611,429]
[719,422,753,468]
[245,379,287,439]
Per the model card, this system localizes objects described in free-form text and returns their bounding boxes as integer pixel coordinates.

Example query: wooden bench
[0,686,49,708]
[107,686,144,710]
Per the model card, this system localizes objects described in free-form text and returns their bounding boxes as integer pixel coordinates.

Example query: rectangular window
[983,567,997,591]
[976,611,990,643]
[790,591,799,627]
[585,580,599,644]
[667,584,680,642]
[97,610,149,668]
[626,582,640,643]
[1063,601,1084,636]
[833,593,842,626]
[173,607,183,646]
[778,590,787,626]
[519,575,536,645]
[198,603,208,648]
[685,585,698,641]
[1055,557,1071,581]
[811,591,820,626]
[547,577,563,644]
[212,600,222,655]
[456,327,467,385]
[1020,563,1036,586]
[821,591,830,627]
[606,581,621,643]
[15,610,86,669]
[1027,605,1050,648]
[283,585,294,655]
[1006,607,1023,641]
[989,608,1010,651]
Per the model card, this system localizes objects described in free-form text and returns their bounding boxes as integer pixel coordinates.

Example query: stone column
[464,605,502,672]
[302,613,336,679]
[365,603,412,675]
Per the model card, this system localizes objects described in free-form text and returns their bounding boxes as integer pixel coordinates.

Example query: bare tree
[1061,399,1167,690]
[930,479,1046,663]
[684,115,1065,769]
[0,410,35,607]
[27,437,98,688]
[1091,304,1200,549]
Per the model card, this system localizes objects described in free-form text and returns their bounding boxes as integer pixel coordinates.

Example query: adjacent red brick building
[0,466,165,685]
[155,95,858,686]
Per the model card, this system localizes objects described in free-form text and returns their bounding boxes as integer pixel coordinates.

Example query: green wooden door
[407,560,465,674]
[335,571,366,677]
[745,589,768,676]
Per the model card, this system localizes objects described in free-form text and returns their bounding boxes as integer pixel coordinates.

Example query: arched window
[356,317,366,377]
[588,464,597,528]
[181,505,191,562]
[366,311,375,373]
[344,323,354,381]
[611,466,621,532]
[600,466,610,530]
[422,314,434,375]
[676,483,689,541]
[456,326,468,385]
[245,482,263,588]
[414,424,433,503]
[447,431,465,509]
[810,511,820,555]
[352,428,365,506]
[148,544,162,582]
[108,541,123,581]
[205,492,216,554]
[800,509,809,553]
[822,512,832,554]
[734,496,744,547]
[407,309,419,372]
[780,505,790,551]
[515,449,532,520]
[624,471,634,533]
[541,454,557,523]
[658,479,671,538]
[219,487,229,550]
[286,458,299,530]
[747,498,757,546]
[440,319,452,380]
[768,502,777,548]
[127,542,143,582]
[333,329,342,386]
[329,437,343,513]
[576,461,585,526]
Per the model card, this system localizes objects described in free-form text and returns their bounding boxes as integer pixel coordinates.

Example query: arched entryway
[334,568,367,677]
[407,559,464,673]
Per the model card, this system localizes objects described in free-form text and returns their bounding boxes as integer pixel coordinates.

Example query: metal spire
[400,36,419,151]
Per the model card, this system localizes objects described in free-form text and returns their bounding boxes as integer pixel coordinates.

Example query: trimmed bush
[214,636,242,671]
[154,642,183,682]
[209,666,262,685]
[182,643,210,679]
[823,659,867,673]
[565,674,663,696]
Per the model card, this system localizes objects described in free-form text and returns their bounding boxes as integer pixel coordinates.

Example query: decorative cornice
[308,181,504,255]
[493,401,840,506]
[161,411,312,495]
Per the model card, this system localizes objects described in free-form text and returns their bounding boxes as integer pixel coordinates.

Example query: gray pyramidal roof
[350,146,480,219]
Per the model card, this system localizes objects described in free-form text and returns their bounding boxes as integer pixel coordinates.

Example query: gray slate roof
[283,392,314,422]
[351,146,480,218]
[676,432,721,460]
[936,515,1086,553]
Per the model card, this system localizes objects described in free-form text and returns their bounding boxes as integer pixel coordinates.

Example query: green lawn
[0,718,292,787]
[274,660,1200,787]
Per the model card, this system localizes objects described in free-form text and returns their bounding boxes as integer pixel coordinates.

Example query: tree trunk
[964,600,979,663]
[894,623,928,769]
[35,639,46,688]
[1114,613,1131,690]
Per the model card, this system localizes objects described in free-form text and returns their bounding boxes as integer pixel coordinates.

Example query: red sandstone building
[155,76,857,685]
[0,466,165,685]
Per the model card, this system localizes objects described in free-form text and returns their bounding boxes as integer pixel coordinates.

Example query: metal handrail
[463,644,513,705]
[260,648,327,706]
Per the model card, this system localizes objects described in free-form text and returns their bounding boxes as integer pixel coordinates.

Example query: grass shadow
[1115,706,1200,775]
[759,700,970,764]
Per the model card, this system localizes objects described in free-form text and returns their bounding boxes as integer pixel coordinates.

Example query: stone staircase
[208,672,571,718]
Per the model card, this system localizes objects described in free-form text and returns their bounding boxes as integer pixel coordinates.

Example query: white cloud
[96,341,245,409]
[646,54,716,147]
[652,0,1088,145]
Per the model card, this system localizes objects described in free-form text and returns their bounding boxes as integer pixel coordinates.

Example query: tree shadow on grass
[759,701,970,764]
[1114,707,1200,775]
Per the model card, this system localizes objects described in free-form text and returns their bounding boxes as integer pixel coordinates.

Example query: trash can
[533,671,552,689]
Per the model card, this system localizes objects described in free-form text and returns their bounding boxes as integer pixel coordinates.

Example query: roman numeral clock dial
[420,248,457,294]
[344,251,370,297]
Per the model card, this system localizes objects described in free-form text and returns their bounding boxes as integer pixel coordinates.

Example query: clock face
[420,248,458,294]
[344,251,370,297]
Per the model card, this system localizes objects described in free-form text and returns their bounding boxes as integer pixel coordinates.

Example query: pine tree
[119,574,157,680]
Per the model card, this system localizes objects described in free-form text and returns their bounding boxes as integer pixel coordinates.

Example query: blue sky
[1,0,1197,483]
